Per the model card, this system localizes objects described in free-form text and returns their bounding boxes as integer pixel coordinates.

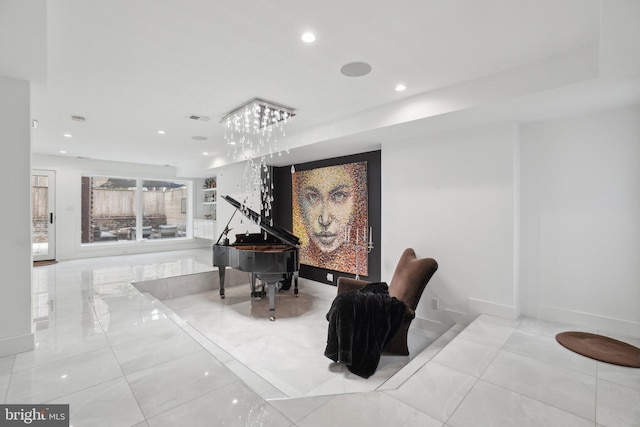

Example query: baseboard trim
[412,317,451,335]
[0,333,34,357]
[523,303,640,340]
[418,299,519,329]
[468,297,519,320]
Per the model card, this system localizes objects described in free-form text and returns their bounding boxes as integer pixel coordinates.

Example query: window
[81,176,189,244]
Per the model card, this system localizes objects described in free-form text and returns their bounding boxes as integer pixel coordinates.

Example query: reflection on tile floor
[3,249,638,426]
[156,276,440,399]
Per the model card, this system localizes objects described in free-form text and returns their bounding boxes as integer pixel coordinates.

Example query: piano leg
[293,271,299,296]
[259,273,282,321]
[267,280,276,321]
[218,267,226,299]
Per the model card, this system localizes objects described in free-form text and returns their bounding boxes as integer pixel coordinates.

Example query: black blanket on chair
[324,282,407,378]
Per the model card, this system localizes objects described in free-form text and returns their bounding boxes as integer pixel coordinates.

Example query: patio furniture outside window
[81,176,190,244]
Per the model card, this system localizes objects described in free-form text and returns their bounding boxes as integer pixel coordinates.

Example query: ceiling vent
[187,114,210,122]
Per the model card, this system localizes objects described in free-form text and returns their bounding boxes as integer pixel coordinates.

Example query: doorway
[32,170,56,261]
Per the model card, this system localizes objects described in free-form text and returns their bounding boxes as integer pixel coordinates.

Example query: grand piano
[212,195,300,320]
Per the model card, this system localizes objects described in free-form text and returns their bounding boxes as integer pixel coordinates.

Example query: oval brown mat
[556,331,640,368]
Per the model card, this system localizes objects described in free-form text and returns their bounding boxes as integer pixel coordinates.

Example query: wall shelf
[195,177,217,238]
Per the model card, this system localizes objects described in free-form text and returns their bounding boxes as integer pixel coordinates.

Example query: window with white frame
[81,176,189,243]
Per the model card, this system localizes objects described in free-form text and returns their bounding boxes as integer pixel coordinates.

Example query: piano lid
[220,195,300,247]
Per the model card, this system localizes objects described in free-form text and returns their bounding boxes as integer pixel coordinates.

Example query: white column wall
[0,76,33,356]
[382,122,518,327]
[520,105,640,337]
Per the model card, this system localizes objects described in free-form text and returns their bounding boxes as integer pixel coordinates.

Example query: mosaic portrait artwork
[292,161,368,275]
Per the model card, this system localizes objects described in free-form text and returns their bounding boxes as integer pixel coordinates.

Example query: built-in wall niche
[194,176,217,239]
[202,177,217,220]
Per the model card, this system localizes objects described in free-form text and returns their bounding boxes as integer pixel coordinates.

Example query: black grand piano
[212,195,300,321]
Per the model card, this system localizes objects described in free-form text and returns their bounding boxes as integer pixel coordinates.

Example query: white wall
[381,105,640,339]
[0,0,47,83]
[32,154,209,261]
[382,122,519,327]
[0,76,33,356]
[27,154,263,262]
[600,0,640,79]
[520,105,640,337]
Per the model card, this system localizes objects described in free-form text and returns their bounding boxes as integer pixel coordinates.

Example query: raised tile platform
[137,271,450,398]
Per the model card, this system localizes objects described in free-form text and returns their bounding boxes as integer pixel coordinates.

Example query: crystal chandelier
[221,98,295,221]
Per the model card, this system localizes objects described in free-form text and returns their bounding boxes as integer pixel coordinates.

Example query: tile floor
[151,273,440,399]
[1,249,638,426]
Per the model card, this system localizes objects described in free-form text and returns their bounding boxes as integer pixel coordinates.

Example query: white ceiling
[4,0,639,175]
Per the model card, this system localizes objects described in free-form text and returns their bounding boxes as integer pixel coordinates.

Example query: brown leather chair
[336,248,438,355]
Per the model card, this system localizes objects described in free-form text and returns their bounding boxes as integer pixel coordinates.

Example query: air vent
[187,115,210,122]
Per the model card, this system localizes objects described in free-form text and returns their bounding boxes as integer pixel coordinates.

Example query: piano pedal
[252,283,266,299]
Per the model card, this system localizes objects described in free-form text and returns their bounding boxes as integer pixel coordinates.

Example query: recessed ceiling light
[60,150,67,154]
[63,133,72,138]
[395,84,407,92]
[157,130,166,135]
[202,152,209,156]
[229,141,236,145]
[301,32,316,43]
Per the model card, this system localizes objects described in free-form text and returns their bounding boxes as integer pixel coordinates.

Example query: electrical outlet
[326,273,334,282]
[431,298,440,310]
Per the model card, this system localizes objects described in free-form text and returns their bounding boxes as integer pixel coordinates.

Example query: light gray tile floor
[4,248,637,427]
